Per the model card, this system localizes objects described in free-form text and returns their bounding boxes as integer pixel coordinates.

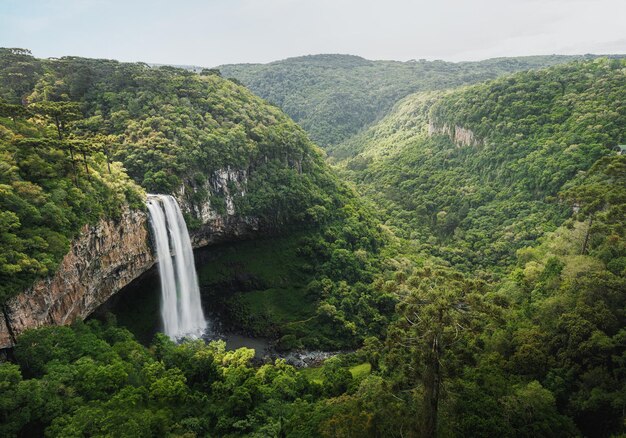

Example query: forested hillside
[1,49,625,437]
[336,58,626,271]
[327,58,626,436]
[2,153,624,436]
[0,48,339,220]
[219,54,611,147]
[0,48,394,352]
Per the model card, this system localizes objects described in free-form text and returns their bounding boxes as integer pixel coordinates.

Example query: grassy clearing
[299,366,324,384]
[299,362,372,384]
[349,362,372,378]
[240,287,314,324]
[196,233,319,337]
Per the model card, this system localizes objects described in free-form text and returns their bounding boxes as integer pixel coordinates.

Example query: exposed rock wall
[0,208,154,348]
[428,120,481,147]
[0,169,263,349]
[178,167,261,248]
[190,215,260,249]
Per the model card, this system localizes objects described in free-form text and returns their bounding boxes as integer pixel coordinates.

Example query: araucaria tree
[29,101,82,140]
[396,268,487,437]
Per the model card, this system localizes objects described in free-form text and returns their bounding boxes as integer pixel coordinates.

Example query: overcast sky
[2,0,626,66]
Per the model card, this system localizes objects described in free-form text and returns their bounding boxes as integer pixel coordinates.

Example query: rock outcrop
[0,170,262,349]
[190,215,260,249]
[428,120,481,147]
[177,167,260,248]
[0,208,154,348]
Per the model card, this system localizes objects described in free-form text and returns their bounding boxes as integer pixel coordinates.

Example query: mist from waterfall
[146,194,207,340]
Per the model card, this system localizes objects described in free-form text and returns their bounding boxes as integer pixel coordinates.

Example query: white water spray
[146,194,206,339]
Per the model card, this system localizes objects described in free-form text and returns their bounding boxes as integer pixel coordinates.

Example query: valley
[0,47,624,437]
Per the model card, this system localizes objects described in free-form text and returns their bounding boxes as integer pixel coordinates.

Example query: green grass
[299,362,372,384]
[196,233,319,336]
[197,234,309,285]
[240,287,314,324]
[105,233,319,344]
[349,362,372,378]
[299,366,324,384]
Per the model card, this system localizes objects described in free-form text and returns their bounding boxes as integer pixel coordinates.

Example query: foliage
[0,48,387,310]
[2,48,626,438]
[220,53,614,147]
[336,59,626,271]
[194,211,393,350]
[0,320,404,437]
[493,155,626,436]
[0,112,144,303]
[0,49,368,229]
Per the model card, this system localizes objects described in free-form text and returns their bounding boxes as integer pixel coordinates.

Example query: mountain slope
[1,51,626,438]
[219,54,619,147]
[0,49,391,350]
[335,58,626,271]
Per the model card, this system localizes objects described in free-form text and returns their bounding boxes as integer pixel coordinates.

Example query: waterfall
[146,194,207,340]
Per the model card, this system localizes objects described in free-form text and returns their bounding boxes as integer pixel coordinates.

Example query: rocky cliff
[0,170,261,349]
[0,208,153,348]
[428,120,481,147]
[0,52,340,350]
[178,167,261,248]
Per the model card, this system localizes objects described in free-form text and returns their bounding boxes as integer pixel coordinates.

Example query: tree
[322,357,353,397]
[69,140,96,179]
[200,68,221,77]
[0,101,30,127]
[87,134,119,174]
[28,102,83,184]
[562,155,626,254]
[29,101,82,140]
[0,48,41,104]
[397,269,487,437]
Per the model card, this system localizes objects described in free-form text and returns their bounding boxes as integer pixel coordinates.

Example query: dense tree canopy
[219,54,617,147]
[0,48,387,309]
[0,102,144,303]
[336,58,626,271]
[1,48,625,437]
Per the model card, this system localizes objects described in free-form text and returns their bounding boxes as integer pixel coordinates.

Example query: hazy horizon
[2,0,626,67]
[3,50,626,71]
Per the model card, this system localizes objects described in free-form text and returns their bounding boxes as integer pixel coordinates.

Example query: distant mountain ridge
[218,53,626,147]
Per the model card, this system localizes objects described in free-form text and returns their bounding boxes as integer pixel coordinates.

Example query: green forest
[0,46,625,438]
[219,54,614,147]
[335,58,626,271]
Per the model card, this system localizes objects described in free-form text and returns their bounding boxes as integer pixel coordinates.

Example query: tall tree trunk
[104,146,112,174]
[55,116,63,140]
[82,150,90,180]
[68,145,78,185]
[581,215,593,255]
[423,334,441,438]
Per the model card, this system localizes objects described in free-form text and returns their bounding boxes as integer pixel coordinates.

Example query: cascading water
[146,194,207,340]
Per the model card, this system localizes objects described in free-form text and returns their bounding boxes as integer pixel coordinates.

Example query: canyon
[0,170,261,349]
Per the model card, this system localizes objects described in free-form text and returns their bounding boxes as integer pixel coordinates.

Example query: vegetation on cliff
[0,95,144,303]
[0,48,390,352]
[1,48,626,437]
[1,49,348,225]
[336,58,626,271]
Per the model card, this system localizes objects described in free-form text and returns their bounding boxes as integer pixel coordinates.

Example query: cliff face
[0,208,153,348]
[428,120,481,147]
[0,171,261,349]
[178,167,261,248]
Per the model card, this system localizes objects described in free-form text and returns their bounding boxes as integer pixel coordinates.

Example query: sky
[1,0,626,67]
